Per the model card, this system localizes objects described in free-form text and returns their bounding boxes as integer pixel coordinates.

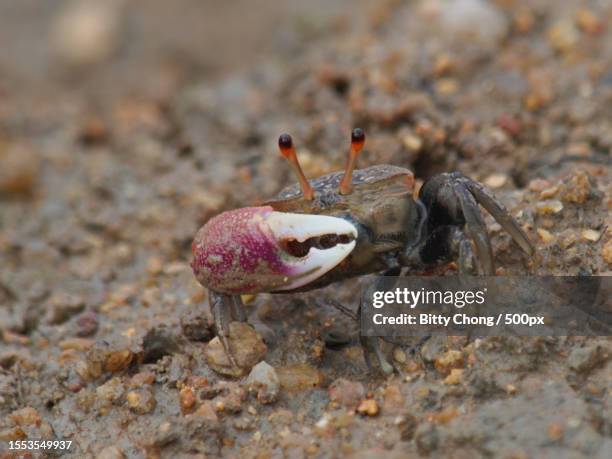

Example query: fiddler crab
[191,129,534,374]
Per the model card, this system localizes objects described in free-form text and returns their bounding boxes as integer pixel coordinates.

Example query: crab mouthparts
[264,211,358,291]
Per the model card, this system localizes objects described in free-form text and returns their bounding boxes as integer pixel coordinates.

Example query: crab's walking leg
[458,177,534,257]
[416,172,534,275]
[230,295,247,322]
[210,290,238,368]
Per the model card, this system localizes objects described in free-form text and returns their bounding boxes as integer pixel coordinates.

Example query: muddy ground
[1,0,611,458]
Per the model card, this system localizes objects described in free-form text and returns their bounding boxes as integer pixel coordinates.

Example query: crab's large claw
[191,206,357,294]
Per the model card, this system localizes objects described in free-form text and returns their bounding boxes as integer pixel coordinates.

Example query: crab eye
[278,133,315,200]
[339,128,366,195]
[351,127,365,144]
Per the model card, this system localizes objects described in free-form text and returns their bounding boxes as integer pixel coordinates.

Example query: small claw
[192,206,357,294]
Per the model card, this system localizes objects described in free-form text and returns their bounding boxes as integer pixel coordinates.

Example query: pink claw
[191,206,357,294]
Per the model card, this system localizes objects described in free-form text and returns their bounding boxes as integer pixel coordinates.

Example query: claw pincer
[191,206,357,294]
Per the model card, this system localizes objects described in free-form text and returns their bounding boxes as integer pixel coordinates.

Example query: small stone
[484,173,507,189]
[560,171,593,204]
[535,200,563,215]
[180,386,197,414]
[547,423,564,441]
[393,348,407,364]
[435,78,459,95]
[76,311,99,337]
[59,338,95,352]
[204,322,267,377]
[581,229,601,242]
[439,0,508,45]
[328,378,365,409]
[547,20,579,54]
[245,361,280,404]
[0,143,39,196]
[192,401,218,423]
[444,368,464,385]
[402,133,423,153]
[434,350,464,375]
[513,8,535,34]
[603,240,612,265]
[126,389,156,414]
[9,407,41,427]
[51,0,124,68]
[537,228,555,244]
[96,377,125,404]
[539,186,559,200]
[105,349,134,373]
[96,445,126,459]
[528,179,552,192]
[575,9,604,35]
[357,399,379,416]
[129,371,156,387]
[276,364,325,392]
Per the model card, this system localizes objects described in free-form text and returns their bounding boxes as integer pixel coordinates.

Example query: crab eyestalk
[278,134,314,200]
[339,128,365,195]
[191,206,357,294]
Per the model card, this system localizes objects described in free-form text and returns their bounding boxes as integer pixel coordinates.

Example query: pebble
[560,171,593,204]
[402,133,423,153]
[444,368,464,385]
[276,364,325,392]
[0,143,39,196]
[547,423,564,441]
[439,0,508,45]
[434,350,464,375]
[393,348,407,364]
[537,228,555,244]
[547,20,579,54]
[76,311,99,337]
[204,322,267,377]
[328,378,365,409]
[9,407,41,427]
[96,377,125,404]
[105,349,134,373]
[96,445,126,459]
[484,173,507,189]
[245,361,280,404]
[180,386,197,414]
[192,401,218,423]
[357,399,379,417]
[51,0,125,68]
[126,389,156,414]
[575,9,604,35]
[535,200,564,215]
[581,229,601,242]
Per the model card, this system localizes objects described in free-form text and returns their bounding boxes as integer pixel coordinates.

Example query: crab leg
[210,290,238,368]
[451,183,495,275]
[459,177,535,256]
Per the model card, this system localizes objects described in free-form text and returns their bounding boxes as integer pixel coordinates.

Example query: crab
[191,128,534,373]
